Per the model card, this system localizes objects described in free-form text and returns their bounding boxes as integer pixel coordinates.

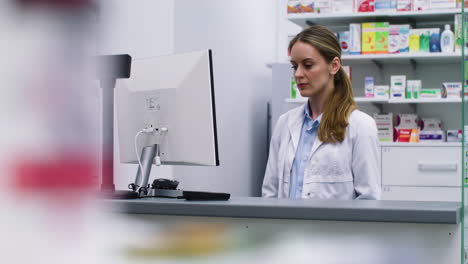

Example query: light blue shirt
[289,104,321,199]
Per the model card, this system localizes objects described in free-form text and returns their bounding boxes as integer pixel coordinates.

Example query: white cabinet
[381,144,462,201]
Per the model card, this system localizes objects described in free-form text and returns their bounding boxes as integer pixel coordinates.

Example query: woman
[262,25,381,200]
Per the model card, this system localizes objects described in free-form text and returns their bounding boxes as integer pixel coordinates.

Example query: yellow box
[409,29,420,53]
[362,23,376,54]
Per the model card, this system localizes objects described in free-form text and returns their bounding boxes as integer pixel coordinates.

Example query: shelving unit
[275,7,466,204]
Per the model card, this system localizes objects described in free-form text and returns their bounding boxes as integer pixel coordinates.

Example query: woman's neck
[308,81,334,120]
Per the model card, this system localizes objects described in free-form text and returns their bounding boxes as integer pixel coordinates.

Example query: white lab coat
[262,103,381,200]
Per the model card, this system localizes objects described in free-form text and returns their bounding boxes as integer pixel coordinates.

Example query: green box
[290,76,297,99]
[375,22,389,54]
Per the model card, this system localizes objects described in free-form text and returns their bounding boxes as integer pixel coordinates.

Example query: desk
[105,197,462,263]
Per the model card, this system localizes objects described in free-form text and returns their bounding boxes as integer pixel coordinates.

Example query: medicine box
[395,113,419,129]
[446,129,462,142]
[349,24,361,54]
[441,82,462,98]
[374,85,389,99]
[375,22,389,54]
[373,113,393,141]
[407,80,422,99]
[356,0,375,12]
[331,0,354,13]
[362,23,376,54]
[390,75,406,98]
[419,130,444,142]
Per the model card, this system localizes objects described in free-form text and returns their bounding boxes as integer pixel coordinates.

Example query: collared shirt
[289,103,321,199]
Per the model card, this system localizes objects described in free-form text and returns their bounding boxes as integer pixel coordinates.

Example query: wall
[96,0,175,190]
[172,0,277,196]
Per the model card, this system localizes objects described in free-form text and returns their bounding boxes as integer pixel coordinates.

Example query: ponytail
[318,67,357,143]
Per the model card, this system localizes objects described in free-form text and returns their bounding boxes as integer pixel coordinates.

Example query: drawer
[382,146,461,187]
[381,185,461,202]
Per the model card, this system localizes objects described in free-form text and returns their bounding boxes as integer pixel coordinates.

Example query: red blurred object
[14,0,93,8]
[357,0,375,12]
[12,153,97,191]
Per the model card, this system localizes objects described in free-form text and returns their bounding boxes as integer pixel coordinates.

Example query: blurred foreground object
[95,54,132,195]
[15,0,93,8]
[0,1,108,263]
[2,0,99,195]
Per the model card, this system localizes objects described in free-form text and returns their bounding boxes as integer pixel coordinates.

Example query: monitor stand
[129,144,158,196]
[129,144,183,198]
[129,144,230,201]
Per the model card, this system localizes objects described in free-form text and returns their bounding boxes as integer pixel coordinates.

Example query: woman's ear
[329,57,341,75]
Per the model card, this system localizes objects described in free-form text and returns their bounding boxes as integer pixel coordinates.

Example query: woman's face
[290,41,337,98]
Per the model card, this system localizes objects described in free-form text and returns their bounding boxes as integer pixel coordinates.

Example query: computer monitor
[115,49,219,194]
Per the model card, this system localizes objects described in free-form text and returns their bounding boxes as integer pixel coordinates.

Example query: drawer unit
[381,146,462,187]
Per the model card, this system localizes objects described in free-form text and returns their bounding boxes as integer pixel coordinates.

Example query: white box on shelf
[446,129,462,142]
[389,25,400,54]
[419,130,444,142]
[413,0,430,10]
[314,0,332,13]
[378,127,394,141]
[365,76,375,97]
[397,0,412,11]
[429,0,456,9]
[375,0,397,12]
[374,113,393,127]
[398,25,411,53]
[374,85,390,99]
[331,0,354,13]
[407,80,422,99]
[373,113,394,142]
[420,118,442,131]
[420,88,441,98]
[396,113,419,129]
[339,31,350,54]
[391,75,406,98]
[441,82,462,98]
[349,24,361,55]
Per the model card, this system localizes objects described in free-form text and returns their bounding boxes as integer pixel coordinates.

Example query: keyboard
[182,191,230,201]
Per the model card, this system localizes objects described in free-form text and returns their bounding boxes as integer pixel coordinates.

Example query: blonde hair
[288,25,357,143]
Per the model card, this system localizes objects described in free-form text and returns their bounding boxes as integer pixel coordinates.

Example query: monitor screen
[116,49,219,166]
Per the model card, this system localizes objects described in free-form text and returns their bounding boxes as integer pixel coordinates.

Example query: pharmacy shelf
[267,52,461,66]
[287,9,464,28]
[342,52,462,64]
[285,97,462,104]
[388,98,462,103]
[380,142,462,147]
[355,97,389,103]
